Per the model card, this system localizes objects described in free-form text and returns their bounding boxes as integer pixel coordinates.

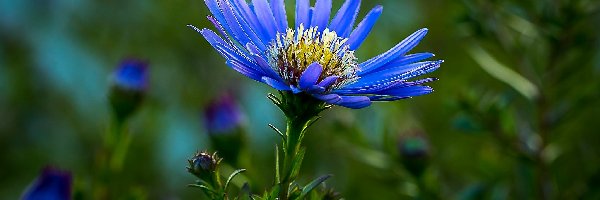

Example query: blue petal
[217,0,252,45]
[226,60,264,81]
[221,0,268,50]
[335,61,441,95]
[334,80,402,94]
[306,85,326,94]
[262,76,291,91]
[346,60,442,89]
[369,96,409,101]
[358,60,437,85]
[329,0,361,38]
[347,5,383,50]
[291,85,303,94]
[362,53,434,75]
[232,0,271,43]
[358,28,429,75]
[295,0,310,28]
[251,54,284,81]
[313,94,342,104]
[335,96,372,109]
[252,0,278,38]
[317,75,339,88]
[380,85,433,96]
[204,0,234,39]
[394,77,438,88]
[370,86,433,101]
[198,28,255,67]
[299,62,323,89]
[310,0,332,32]
[245,42,262,55]
[379,53,433,69]
[270,0,288,33]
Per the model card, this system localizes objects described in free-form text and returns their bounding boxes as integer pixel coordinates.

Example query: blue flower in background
[203,93,245,134]
[112,58,148,91]
[109,58,149,122]
[21,167,72,200]
[190,0,443,109]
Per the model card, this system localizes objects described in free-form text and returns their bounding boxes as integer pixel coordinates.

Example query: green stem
[280,116,310,200]
[271,92,325,200]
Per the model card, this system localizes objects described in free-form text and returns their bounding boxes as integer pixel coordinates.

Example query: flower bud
[203,94,246,164]
[321,188,342,200]
[21,166,72,200]
[187,151,221,180]
[398,132,431,178]
[109,58,148,123]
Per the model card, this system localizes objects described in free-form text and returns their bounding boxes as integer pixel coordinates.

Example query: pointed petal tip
[187,24,204,33]
[374,4,383,11]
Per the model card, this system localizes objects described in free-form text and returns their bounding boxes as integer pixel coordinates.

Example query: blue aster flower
[21,167,72,200]
[112,58,149,91]
[190,0,443,109]
[109,58,149,123]
[203,93,245,134]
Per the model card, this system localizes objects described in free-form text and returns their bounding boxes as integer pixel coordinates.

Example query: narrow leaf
[267,185,280,200]
[275,145,281,183]
[468,45,539,100]
[269,124,285,142]
[188,184,217,194]
[237,183,252,200]
[267,93,281,104]
[225,169,247,191]
[296,175,333,200]
[306,116,322,129]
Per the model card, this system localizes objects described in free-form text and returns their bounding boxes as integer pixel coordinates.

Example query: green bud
[398,132,431,178]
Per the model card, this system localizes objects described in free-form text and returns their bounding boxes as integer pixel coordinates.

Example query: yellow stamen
[267,25,359,89]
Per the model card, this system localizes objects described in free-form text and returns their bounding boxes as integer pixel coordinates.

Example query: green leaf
[288,148,306,180]
[250,194,262,200]
[295,175,333,200]
[225,169,247,191]
[237,183,253,200]
[250,195,262,200]
[306,116,322,129]
[468,45,539,100]
[267,185,280,200]
[267,93,281,105]
[275,145,281,183]
[188,184,217,194]
[269,124,285,142]
[288,182,302,200]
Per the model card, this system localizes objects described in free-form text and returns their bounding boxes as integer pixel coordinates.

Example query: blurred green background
[1,0,600,199]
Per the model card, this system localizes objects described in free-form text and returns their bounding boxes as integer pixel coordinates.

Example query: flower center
[267,25,359,89]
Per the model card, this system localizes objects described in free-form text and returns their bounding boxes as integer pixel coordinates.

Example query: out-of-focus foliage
[1,0,599,199]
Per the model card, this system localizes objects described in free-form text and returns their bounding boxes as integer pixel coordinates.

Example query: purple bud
[187,151,221,180]
[203,94,244,134]
[112,58,148,91]
[21,166,72,200]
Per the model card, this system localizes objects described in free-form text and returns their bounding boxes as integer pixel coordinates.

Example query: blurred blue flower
[191,0,443,109]
[109,58,149,122]
[203,93,245,134]
[111,58,148,91]
[21,167,72,200]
